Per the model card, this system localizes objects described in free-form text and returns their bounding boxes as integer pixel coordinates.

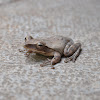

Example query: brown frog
[23,35,81,67]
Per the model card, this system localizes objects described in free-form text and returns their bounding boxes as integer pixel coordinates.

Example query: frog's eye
[37,42,44,47]
[25,37,27,41]
[37,42,45,49]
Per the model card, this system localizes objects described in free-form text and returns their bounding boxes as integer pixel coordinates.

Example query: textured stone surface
[0,0,100,100]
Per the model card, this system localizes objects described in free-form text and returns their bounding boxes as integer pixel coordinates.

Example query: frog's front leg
[40,52,61,68]
[24,50,33,57]
[64,42,81,62]
[51,52,61,65]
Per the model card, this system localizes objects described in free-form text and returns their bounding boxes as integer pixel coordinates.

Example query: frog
[23,35,81,68]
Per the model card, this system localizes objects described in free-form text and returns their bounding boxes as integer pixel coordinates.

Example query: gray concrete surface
[0,0,100,100]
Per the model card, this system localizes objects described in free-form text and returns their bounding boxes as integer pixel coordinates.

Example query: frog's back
[44,35,72,54]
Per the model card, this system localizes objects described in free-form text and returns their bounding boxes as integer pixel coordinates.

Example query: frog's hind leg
[64,42,81,63]
[71,45,81,62]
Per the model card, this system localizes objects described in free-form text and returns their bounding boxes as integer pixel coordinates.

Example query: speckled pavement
[0,0,100,100]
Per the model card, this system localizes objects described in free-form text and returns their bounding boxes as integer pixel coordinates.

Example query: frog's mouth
[24,44,54,56]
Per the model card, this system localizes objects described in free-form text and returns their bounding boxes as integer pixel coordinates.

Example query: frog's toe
[64,57,73,63]
[72,57,76,63]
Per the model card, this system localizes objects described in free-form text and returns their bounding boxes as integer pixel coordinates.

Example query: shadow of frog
[25,53,52,65]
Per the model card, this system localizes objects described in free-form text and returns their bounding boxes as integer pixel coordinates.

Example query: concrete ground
[0,0,100,100]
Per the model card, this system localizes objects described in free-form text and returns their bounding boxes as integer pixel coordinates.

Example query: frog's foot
[40,58,51,67]
[19,49,30,57]
[19,49,33,57]
[64,42,81,62]
[40,58,55,69]
[24,52,30,57]
[24,50,33,57]
[64,56,73,63]
[64,45,81,63]
[18,49,25,53]
[72,46,82,62]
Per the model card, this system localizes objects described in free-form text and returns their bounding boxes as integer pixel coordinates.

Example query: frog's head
[24,36,54,55]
